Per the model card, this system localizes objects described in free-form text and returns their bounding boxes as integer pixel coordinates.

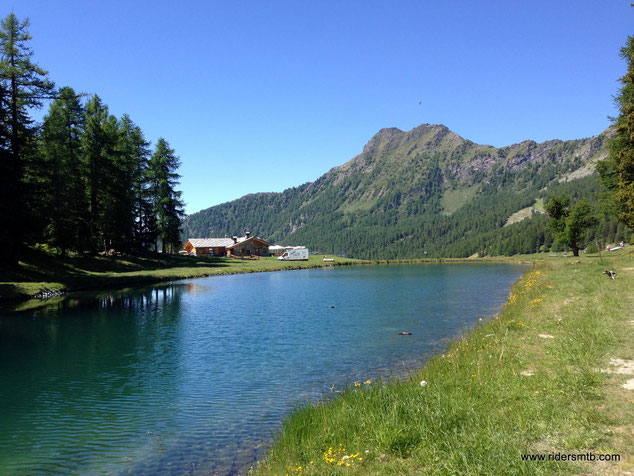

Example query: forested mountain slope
[183,124,628,258]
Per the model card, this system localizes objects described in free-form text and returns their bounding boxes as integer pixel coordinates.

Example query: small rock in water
[398,331,412,335]
[31,289,65,300]
[330,305,335,308]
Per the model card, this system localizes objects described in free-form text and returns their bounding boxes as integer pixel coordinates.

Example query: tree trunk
[7,44,22,266]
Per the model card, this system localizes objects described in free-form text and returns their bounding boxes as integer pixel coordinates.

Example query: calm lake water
[0,263,526,475]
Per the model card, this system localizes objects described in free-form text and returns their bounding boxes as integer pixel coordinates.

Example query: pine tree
[98,113,128,251]
[81,95,122,253]
[0,13,55,266]
[41,86,86,255]
[599,35,634,231]
[117,114,152,252]
[0,82,12,261]
[147,138,185,253]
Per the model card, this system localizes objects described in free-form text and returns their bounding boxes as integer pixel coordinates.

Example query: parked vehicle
[277,248,309,261]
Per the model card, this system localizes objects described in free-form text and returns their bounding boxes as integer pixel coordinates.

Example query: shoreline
[0,252,534,308]
[0,253,365,306]
[254,253,633,475]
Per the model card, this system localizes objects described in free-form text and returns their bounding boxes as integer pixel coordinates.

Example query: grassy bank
[255,252,633,475]
[0,245,545,303]
[0,247,539,304]
[0,247,363,302]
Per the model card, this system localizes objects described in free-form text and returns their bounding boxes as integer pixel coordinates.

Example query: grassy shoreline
[0,248,534,305]
[0,248,367,304]
[253,251,633,475]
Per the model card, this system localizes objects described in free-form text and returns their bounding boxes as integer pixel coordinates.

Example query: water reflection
[0,264,526,475]
[0,284,189,474]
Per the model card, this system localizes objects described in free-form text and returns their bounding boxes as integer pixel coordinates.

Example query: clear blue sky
[8,1,634,214]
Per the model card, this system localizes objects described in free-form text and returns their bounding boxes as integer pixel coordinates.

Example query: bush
[585,243,599,254]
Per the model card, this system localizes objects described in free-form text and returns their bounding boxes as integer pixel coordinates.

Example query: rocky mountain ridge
[183,124,615,258]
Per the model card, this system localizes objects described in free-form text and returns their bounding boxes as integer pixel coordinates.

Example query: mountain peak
[410,123,448,132]
[184,125,611,259]
[361,123,463,156]
[361,127,402,153]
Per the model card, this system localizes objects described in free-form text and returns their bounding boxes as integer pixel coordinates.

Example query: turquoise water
[0,263,526,474]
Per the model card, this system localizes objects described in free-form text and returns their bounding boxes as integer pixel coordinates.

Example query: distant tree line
[184,153,630,260]
[0,13,184,267]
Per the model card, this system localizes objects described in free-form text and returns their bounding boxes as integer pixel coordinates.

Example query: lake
[0,263,526,475]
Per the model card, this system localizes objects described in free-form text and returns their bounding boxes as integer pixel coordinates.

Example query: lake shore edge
[0,252,361,305]
[254,252,633,475]
[0,248,533,306]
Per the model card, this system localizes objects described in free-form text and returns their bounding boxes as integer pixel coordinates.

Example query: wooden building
[183,238,234,257]
[184,233,272,257]
[227,234,272,257]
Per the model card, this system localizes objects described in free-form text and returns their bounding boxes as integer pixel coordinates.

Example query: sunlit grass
[255,253,632,475]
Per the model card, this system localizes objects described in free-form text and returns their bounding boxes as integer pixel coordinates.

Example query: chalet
[184,238,234,257]
[184,232,272,257]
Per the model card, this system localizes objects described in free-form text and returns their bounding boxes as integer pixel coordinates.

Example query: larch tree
[0,81,11,262]
[147,138,185,253]
[41,86,86,255]
[81,94,122,253]
[97,113,128,251]
[598,35,634,232]
[117,114,152,252]
[0,13,54,266]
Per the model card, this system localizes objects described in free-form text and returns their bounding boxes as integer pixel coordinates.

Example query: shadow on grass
[1,249,360,303]
[0,248,232,289]
[0,283,27,299]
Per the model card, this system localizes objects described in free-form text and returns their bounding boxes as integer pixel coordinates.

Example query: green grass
[0,248,363,302]
[253,252,633,475]
[504,198,546,227]
[440,185,478,216]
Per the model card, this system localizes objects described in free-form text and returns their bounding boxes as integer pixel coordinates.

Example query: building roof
[187,238,235,248]
[227,236,272,249]
[186,236,273,249]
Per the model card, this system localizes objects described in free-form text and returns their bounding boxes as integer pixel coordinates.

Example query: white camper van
[277,248,309,261]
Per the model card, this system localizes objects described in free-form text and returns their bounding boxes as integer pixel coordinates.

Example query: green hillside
[183,124,630,258]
